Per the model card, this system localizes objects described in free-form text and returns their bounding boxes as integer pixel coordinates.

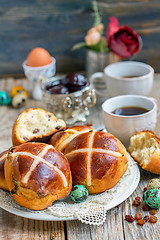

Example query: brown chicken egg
[26,47,52,67]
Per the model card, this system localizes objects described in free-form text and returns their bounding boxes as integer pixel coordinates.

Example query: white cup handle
[89,72,108,97]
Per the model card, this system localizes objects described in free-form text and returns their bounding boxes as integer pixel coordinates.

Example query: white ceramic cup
[102,95,157,147]
[90,61,154,97]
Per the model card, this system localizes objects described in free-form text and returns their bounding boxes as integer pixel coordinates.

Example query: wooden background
[0,0,160,75]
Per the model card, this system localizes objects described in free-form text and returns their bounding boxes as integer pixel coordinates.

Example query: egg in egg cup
[22,48,56,100]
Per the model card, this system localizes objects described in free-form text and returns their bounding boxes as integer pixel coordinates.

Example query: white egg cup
[22,57,56,100]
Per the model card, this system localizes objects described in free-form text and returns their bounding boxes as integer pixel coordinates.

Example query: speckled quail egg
[0,91,11,105]
[147,178,160,190]
[143,189,160,209]
[11,93,27,108]
[70,185,89,203]
[11,86,28,98]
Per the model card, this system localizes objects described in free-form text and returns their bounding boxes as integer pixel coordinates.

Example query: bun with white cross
[5,142,72,210]
[50,127,129,194]
[12,108,66,146]
[49,125,94,153]
[0,149,9,191]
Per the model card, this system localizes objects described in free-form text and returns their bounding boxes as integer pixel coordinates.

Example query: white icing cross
[11,145,68,187]
[65,131,122,186]
[57,129,92,152]
[87,131,95,186]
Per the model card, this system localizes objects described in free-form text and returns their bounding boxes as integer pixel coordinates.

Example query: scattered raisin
[151,209,158,215]
[48,114,51,118]
[125,215,135,223]
[143,187,147,192]
[133,199,141,206]
[135,197,141,200]
[135,212,142,220]
[125,184,159,225]
[149,216,158,223]
[137,219,146,225]
[143,204,150,211]
[33,128,40,134]
[143,216,150,222]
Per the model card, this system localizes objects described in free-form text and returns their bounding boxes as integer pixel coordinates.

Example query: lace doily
[0,155,140,226]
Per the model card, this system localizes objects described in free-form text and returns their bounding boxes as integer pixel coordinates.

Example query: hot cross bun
[5,142,72,210]
[128,130,160,174]
[12,108,66,146]
[49,125,94,153]
[0,150,9,191]
[51,128,128,194]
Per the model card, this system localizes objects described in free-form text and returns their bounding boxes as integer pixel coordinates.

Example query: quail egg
[11,86,28,98]
[147,178,160,190]
[143,189,160,209]
[11,93,27,108]
[70,185,89,203]
[0,91,11,105]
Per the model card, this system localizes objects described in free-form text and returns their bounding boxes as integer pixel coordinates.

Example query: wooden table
[0,75,160,240]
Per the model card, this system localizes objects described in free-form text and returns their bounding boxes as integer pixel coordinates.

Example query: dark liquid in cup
[121,75,141,78]
[112,106,149,116]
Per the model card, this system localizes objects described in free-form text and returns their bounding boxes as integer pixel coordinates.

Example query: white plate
[0,154,140,221]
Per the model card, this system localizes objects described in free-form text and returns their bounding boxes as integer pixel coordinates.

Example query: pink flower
[85,24,103,46]
[94,23,104,32]
[106,17,140,58]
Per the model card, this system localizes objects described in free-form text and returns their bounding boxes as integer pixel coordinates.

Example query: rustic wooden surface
[0,1,160,74]
[0,75,160,239]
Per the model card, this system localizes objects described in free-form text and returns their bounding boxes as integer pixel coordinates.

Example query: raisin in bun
[0,150,9,191]
[63,130,128,194]
[12,108,66,146]
[49,125,94,153]
[128,130,160,174]
[5,142,72,210]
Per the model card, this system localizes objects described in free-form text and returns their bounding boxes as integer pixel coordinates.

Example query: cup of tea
[102,95,157,146]
[90,61,154,97]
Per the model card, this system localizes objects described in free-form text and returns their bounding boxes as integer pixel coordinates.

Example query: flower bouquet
[73,2,142,77]
[73,1,141,59]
